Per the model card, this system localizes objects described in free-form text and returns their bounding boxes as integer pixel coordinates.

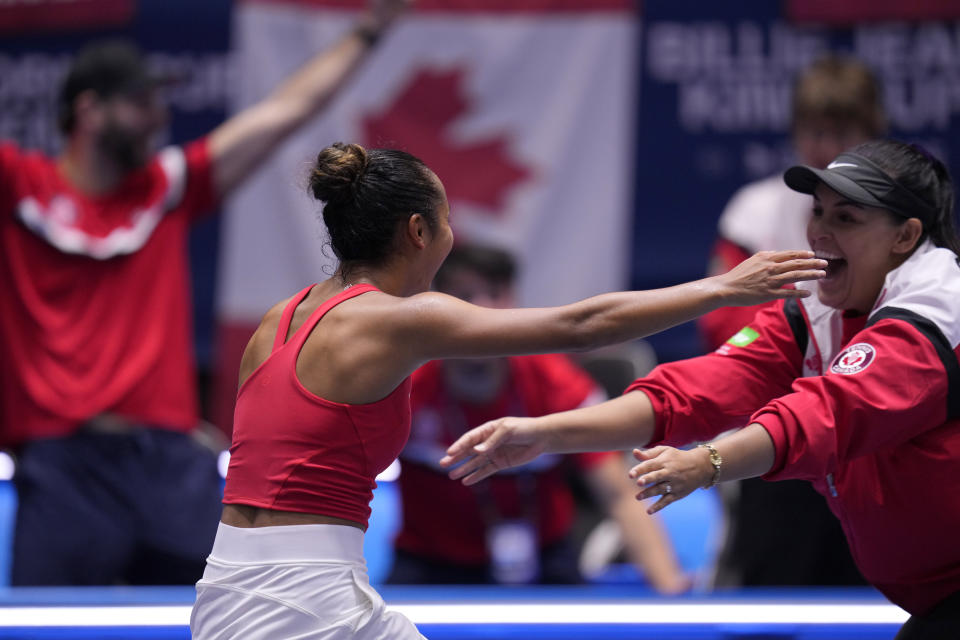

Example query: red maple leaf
[361,68,531,214]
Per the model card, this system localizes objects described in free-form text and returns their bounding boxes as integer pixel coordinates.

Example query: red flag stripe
[787,0,960,22]
[0,0,133,34]
[240,0,635,13]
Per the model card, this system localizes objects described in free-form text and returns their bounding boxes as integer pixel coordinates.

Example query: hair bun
[309,142,369,203]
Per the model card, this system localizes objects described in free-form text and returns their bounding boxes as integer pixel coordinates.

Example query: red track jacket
[629,241,960,615]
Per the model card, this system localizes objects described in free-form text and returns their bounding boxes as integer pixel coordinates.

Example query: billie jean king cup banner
[213,0,636,432]
[631,0,960,364]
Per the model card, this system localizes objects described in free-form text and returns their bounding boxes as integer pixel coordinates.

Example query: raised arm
[208,0,408,197]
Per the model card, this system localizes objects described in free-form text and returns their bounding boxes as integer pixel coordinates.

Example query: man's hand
[357,0,412,39]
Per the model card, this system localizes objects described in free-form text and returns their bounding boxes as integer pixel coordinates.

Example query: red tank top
[223,284,412,528]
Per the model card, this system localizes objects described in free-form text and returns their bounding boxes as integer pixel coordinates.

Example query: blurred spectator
[388,245,689,593]
[0,0,407,586]
[698,55,883,588]
[699,55,886,348]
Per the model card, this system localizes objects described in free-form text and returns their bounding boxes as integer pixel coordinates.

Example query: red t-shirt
[0,139,217,447]
[395,354,610,565]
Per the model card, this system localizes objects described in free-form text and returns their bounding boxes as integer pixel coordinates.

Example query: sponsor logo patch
[830,343,876,375]
[726,327,759,347]
[827,161,859,169]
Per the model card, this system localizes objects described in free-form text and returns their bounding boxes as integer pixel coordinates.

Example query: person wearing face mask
[443,140,960,639]
[388,245,689,593]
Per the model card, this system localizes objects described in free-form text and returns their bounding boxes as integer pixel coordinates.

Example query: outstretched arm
[208,0,409,197]
[400,250,826,363]
[437,259,822,487]
[441,391,658,485]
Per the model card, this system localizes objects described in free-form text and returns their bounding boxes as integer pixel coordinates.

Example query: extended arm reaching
[437,251,825,484]
[402,250,826,363]
[440,391,659,485]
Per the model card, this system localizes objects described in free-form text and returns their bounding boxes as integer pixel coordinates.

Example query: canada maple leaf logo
[361,68,531,214]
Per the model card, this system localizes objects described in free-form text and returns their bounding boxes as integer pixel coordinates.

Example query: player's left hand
[629,446,712,514]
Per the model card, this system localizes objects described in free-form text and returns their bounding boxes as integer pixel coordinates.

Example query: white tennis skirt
[191,522,425,639]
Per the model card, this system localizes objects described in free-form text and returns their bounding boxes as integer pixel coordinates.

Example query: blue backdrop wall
[634,0,960,363]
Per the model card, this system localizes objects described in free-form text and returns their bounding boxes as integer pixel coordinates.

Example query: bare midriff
[221,504,365,531]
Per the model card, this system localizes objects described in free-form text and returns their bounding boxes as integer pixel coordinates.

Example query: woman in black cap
[443,140,960,639]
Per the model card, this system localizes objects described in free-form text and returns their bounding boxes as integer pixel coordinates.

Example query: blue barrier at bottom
[0,585,906,639]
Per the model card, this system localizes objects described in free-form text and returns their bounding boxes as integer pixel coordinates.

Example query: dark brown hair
[309,142,444,270]
[852,140,960,256]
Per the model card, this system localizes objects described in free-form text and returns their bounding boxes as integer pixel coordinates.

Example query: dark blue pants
[11,427,223,586]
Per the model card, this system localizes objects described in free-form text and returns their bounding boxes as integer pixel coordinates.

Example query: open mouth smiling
[816,250,847,279]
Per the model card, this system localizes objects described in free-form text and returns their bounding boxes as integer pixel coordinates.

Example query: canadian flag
[214,0,637,432]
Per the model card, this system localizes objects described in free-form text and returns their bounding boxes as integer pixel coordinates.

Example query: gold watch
[698,443,722,489]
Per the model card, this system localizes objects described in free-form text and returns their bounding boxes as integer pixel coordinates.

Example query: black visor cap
[784,152,937,225]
